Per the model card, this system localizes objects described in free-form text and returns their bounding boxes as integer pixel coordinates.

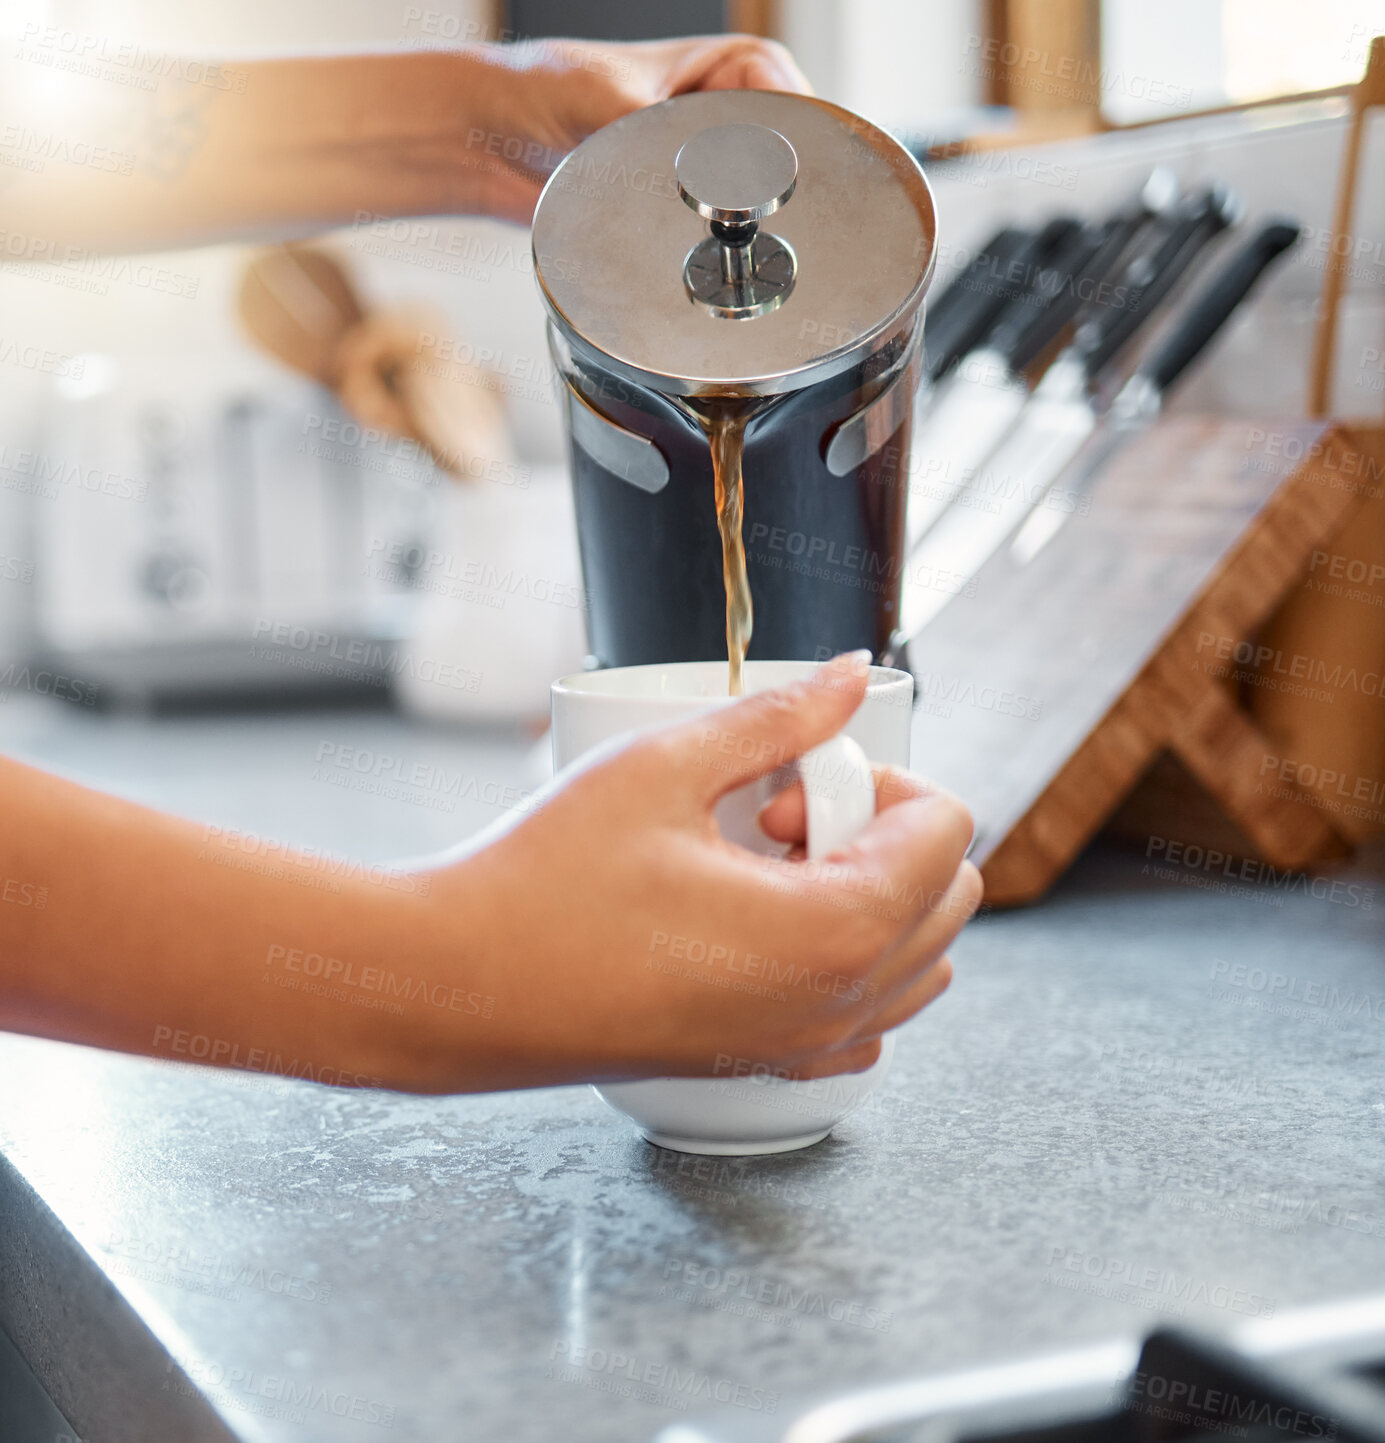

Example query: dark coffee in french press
[532,91,937,687]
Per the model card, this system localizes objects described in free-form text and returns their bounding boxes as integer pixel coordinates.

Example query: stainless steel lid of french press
[532,89,938,398]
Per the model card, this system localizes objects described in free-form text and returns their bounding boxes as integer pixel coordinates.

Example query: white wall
[781,0,987,138]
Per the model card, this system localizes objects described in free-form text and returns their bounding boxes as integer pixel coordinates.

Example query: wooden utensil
[237,243,514,481]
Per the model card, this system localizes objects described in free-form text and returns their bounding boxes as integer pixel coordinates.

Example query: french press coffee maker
[531,90,938,667]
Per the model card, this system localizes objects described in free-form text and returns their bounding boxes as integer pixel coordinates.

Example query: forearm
[0,49,528,254]
[0,756,491,1089]
[0,654,977,1096]
[0,32,810,254]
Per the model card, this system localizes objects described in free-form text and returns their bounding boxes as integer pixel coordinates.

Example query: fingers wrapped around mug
[735,778,978,1065]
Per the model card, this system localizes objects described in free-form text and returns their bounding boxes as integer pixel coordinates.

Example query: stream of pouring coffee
[687,399,761,695]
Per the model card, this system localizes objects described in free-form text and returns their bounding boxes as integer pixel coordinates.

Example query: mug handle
[798,735,875,861]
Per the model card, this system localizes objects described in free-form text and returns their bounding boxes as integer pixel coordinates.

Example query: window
[1101,0,1380,124]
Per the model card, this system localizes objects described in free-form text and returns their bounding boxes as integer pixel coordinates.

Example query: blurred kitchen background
[0,0,1381,728]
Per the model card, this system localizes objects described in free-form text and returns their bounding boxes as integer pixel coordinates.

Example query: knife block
[1110,448,1385,853]
[1250,469,1385,838]
[906,416,1385,906]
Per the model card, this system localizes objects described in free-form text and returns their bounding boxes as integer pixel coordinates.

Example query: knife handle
[1004,210,1146,373]
[989,219,1109,371]
[923,227,1030,379]
[1078,188,1237,381]
[1142,219,1300,393]
[924,224,1023,332]
[925,223,1074,382]
[1003,172,1177,373]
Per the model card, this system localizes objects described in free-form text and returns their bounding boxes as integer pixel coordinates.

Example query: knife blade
[1009,218,1302,565]
[889,187,1238,652]
[907,221,1099,546]
[905,172,1178,551]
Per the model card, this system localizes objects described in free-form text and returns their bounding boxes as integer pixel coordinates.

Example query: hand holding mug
[407,653,981,1100]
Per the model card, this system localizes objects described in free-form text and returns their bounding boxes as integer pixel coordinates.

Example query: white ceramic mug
[550,659,914,1155]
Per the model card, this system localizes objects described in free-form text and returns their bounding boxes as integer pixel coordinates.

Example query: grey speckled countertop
[1,695,1383,1443]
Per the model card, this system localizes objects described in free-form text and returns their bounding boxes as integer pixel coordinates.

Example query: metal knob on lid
[675,122,799,223]
[675,123,799,321]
